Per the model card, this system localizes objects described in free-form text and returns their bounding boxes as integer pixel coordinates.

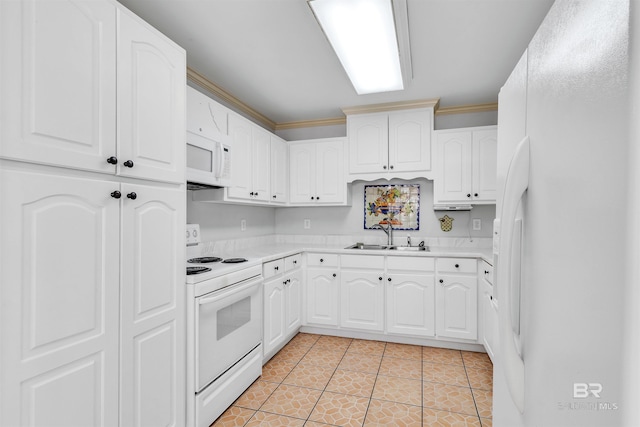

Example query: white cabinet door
[435,127,497,204]
[117,9,185,184]
[472,130,498,202]
[387,273,436,337]
[340,270,384,332]
[270,136,288,204]
[227,114,254,199]
[186,86,228,138]
[252,127,271,202]
[263,277,286,356]
[315,139,345,204]
[285,269,303,335]
[481,281,497,361]
[0,169,120,427]
[388,110,432,173]
[119,183,185,427]
[348,113,388,174]
[0,0,117,174]
[289,139,346,205]
[436,275,478,340]
[289,142,316,204]
[305,268,339,326]
[435,131,473,203]
[227,114,272,202]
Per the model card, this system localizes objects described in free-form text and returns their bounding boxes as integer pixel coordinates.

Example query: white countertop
[211,242,494,266]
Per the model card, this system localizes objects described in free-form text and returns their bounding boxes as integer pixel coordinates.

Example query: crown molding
[435,102,498,115]
[186,68,497,130]
[187,67,276,131]
[342,98,440,115]
[275,117,346,130]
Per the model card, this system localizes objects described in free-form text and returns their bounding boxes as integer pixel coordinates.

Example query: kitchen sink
[391,245,428,251]
[345,243,428,251]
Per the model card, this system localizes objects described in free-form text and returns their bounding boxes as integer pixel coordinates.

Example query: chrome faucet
[372,218,394,246]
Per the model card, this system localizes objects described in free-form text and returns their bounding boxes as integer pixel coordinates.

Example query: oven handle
[198,275,262,306]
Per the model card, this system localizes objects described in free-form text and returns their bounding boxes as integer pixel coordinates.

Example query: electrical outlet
[303,219,311,229]
[240,219,246,231]
[472,218,481,231]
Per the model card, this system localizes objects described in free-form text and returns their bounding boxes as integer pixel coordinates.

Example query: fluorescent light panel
[309,0,404,95]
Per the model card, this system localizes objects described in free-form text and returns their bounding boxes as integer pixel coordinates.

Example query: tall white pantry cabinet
[0,1,187,426]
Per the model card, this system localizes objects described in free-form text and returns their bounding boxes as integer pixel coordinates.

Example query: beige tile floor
[211,333,493,427]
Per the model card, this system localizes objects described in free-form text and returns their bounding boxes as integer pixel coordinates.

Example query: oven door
[195,275,262,392]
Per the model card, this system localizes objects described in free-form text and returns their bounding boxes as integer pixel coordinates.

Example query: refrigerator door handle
[497,136,529,413]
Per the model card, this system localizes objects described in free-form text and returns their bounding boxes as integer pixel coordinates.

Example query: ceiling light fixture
[309,0,411,95]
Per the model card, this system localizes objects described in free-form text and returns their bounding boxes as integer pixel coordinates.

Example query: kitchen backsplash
[189,233,493,258]
[188,179,496,244]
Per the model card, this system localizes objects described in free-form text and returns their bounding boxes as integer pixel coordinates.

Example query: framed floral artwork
[364,184,420,230]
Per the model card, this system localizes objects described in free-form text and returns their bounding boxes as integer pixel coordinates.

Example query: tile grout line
[241,335,320,425]
[301,336,354,426]
[461,352,485,426]
[359,341,387,427]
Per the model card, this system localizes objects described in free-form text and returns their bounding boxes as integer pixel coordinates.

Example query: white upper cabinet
[289,138,348,205]
[347,113,389,174]
[226,113,271,202]
[117,9,186,184]
[186,85,228,138]
[472,129,498,202]
[434,126,497,205]
[270,136,289,204]
[388,110,433,172]
[0,0,117,174]
[0,1,185,184]
[347,108,434,181]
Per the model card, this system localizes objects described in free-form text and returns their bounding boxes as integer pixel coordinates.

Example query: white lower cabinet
[387,272,436,337]
[285,269,303,334]
[436,259,478,340]
[340,270,385,332]
[0,168,185,427]
[263,254,302,357]
[264,277,286,355]
[480,261,497,361]
[304,254,340,327]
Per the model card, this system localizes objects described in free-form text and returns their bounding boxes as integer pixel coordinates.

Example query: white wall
[275,179,495,240]
[435,110,498,130]
[187,194,276,242]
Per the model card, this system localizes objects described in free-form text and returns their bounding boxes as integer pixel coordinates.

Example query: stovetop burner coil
[187,257,223,264]
[221,258,248,264]
[186,266,212,275]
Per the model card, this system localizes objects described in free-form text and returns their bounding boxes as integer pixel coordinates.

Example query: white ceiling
[118,0,554,125]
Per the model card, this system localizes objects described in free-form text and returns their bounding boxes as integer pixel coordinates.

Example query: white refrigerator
[494,1,640,426]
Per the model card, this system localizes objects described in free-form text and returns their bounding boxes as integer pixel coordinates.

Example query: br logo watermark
[557,383,618,411]
[573,383,602,398]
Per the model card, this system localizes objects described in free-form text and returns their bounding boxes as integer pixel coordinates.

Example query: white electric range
[185,225,263,427]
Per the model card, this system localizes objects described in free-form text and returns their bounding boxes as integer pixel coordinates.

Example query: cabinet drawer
[341,254,385,269]
[263,258,285,279]
[481,261,494,285]
[437,258,476,274]
[306,253,338,267]
[284,253,301,271]
[387,256,435,272]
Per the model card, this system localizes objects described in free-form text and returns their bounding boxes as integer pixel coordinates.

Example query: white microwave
[186,131,232,189]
